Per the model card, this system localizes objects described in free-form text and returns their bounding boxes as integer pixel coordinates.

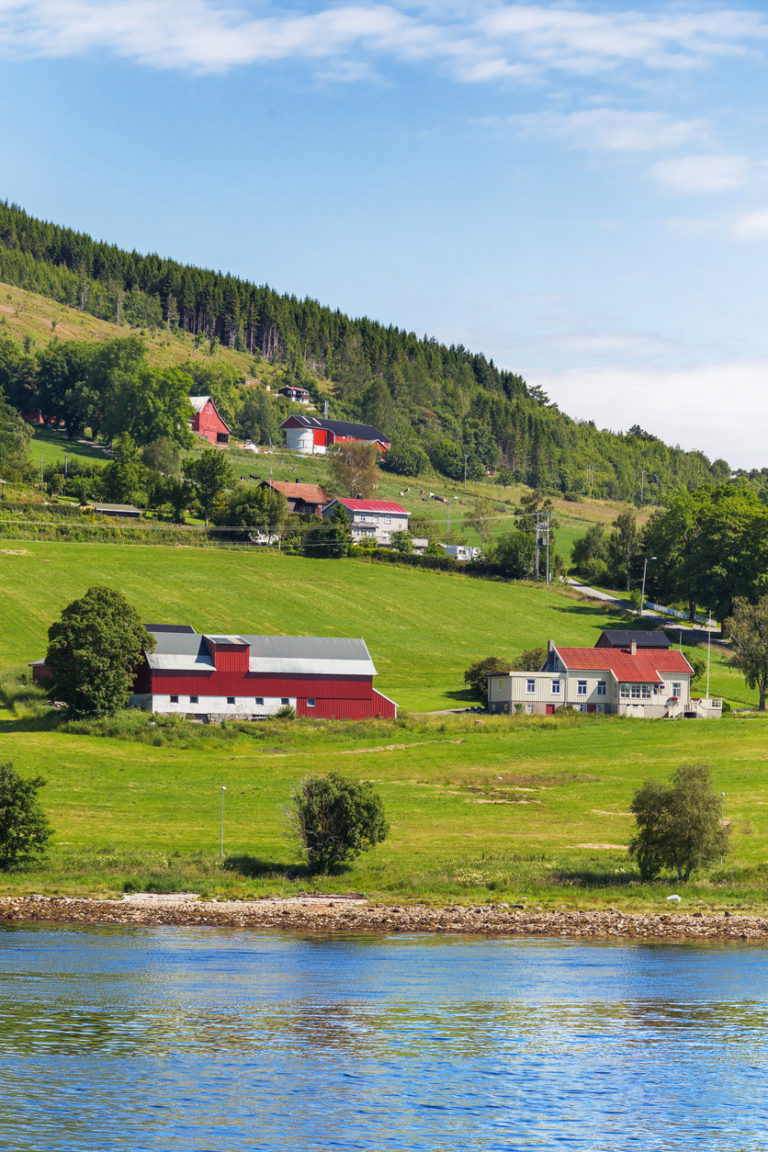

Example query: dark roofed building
[595,630,670,649]
[259,479,328,516]
[280,414,390,455]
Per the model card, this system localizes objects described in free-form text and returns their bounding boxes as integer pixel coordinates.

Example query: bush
[0,762,52,870]
[464,656,513,702]
[290,773,389,873]
[629,762,727,882]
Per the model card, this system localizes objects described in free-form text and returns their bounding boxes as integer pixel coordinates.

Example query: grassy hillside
[0,539,745,711]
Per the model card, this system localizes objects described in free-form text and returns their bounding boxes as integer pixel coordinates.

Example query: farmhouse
[322,498,410,546]
[130,625,397,721]
[259,479,328,516]
[276,385,311,405]
[280,415,390,455]
[189,396,230,445]
[487,631,722,719]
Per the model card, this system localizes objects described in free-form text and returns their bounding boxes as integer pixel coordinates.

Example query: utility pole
[545,510,551,584]
[534,514,541,580]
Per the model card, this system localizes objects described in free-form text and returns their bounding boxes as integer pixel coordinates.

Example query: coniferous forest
[0,200,735,500]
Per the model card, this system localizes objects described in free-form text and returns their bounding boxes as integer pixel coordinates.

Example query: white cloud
[733,208,768,240]
[528,359,768,468]
[0,1,766,79]
[651,153,750,193]
[514,107,708,153]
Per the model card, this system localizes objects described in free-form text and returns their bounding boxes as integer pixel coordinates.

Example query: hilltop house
[276,385,311,405]
[189,396,230,445]
[280,415,390,455]
[487,631,721,719]
[322,498,410,546]
[130,625,397,721]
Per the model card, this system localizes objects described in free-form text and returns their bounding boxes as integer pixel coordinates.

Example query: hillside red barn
[189,396,230,444]
[130,626,397,720]
[280,415,389,455]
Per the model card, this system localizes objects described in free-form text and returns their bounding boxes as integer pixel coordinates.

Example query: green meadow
[1,536,763,908]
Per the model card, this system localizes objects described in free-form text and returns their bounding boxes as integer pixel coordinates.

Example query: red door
[587,704,596,714]
[545,704,555,715]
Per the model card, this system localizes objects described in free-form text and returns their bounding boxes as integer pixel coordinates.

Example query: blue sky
[1,1,767,466]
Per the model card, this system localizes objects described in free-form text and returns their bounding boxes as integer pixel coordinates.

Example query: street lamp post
[220,786,226,859]
[640,556,656,615]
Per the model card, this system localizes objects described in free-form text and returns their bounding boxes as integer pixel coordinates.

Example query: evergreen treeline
[0,200,732,499]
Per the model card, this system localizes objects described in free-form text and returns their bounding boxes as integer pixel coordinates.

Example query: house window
[497,679,504,690]
[255,697,264,706]
[672,682,681,697]
[641,685,651,699]
[170,695,179,703]
[227,697,235,705]
[526,702,535,714]
[620,684,629,698]
[385,516,391,524]
[281,698,289,706]
[190,696,199,704]
[631,685,641,699]
[359,514,367,522]
[307,698,316,708]
[551,680,561,694]
[577,680,587,696]
[597,681,606,697]
[526,679,536,694]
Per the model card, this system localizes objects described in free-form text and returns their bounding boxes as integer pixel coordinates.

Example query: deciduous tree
[728,595,768,711]
[629,763,727,882]
[184,447,234,526]
[329,441,379,498]
[464,656,513,701]
[290,773,389,873]
[45,586,152,718]
[0,762,52,870]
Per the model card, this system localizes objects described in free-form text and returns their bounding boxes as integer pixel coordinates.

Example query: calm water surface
[1,924,767,1151]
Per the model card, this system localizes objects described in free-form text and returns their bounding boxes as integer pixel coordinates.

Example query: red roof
[268,481,327,503]
[336,499,410,514]
[556,647,694,684]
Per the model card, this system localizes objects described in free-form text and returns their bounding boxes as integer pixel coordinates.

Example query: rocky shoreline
[2,894,768,941]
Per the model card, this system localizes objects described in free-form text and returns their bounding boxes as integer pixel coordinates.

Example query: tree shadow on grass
[223,854,308,880]
[442,688,477,704]
[551,866,639,889]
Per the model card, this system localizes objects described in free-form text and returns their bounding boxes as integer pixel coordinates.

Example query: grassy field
[0,534,762,908]
[0,538,748,711]
[0,698,766,909]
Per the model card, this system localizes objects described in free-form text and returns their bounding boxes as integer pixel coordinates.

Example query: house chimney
[630,640,637,656]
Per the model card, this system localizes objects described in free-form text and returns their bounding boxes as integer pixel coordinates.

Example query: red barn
[280,415,389,455]
[131,625,397,720]
[189,396,230,444]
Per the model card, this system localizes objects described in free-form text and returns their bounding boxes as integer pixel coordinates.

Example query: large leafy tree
[184,447,234,526]
[464,656,513,702]
[0,762,52,870]
[728,595,768,711]
[328,441,379,498]
[629,763,727,882]
[290,773,389,873]
[45,586,152,718]
[100,432,146,503]
[211,483,287,535]
[0,389,32,479]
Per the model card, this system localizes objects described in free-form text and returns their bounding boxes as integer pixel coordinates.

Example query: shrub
[0,762,52,870]
[290,773,389,873]
[628,762,727,882]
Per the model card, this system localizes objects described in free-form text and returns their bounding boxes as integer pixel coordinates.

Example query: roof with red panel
[556,646,694,683]
[335,499,410,514]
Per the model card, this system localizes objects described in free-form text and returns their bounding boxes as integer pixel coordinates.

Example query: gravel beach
[1,894,766,941]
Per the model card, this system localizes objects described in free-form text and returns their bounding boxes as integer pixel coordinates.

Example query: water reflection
[1,926,768,1151]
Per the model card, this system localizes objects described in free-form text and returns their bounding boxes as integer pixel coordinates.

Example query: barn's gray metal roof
[143,628,376,676]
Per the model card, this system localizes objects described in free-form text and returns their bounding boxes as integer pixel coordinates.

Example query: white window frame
[526,702,535,714]
[672,682,681,697]
[641,685,651,700]
[526,679,536,694]
[631,685,641,699]
[577,680,587,696]
[551,680,561,695]
[620,684,629,698]
[307,698,316,708]
[597,681,606,697]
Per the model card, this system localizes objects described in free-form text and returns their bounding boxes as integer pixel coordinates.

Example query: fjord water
[1,926,767,1151]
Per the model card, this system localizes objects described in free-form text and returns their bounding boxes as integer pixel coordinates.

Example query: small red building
[130,626,397,720]
[189,396,230,444]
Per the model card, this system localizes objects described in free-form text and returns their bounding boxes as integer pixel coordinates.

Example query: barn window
[307,698,316,708]
[190,696,198,704]
[281,698,289,706]
[255,697,264,706]
[227,697,235,705]
[170,695,178,703]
